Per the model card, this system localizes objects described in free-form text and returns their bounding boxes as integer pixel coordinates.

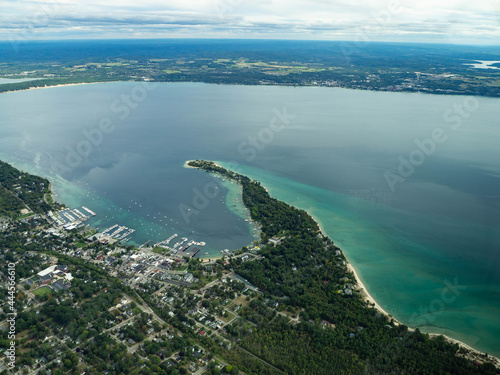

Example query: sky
[1,0,500,44]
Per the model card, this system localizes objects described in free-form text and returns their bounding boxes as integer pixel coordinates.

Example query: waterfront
[0,81,499,356]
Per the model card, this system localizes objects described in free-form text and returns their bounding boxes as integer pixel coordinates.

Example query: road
[199,278,221,292]
[236,345,284,373]
[125,293,168,327]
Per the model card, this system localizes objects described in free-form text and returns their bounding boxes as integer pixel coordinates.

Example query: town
[0,159,498,375]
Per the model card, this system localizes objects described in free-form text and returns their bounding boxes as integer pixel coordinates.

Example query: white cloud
[0,0,499,43]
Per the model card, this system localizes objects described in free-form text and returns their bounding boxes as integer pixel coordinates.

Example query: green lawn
[85,229,98,237]
[152,246,170,255]
[16,212,34,220]
[32,286,52,297]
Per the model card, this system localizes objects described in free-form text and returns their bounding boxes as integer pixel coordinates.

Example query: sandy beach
[308,214,393,318]
[316,220,500,367]
[309,211,403,323]
[0,81,119,95]
[25,82,106,91]
[346,263,394,318]
[183,160,197,169]
[317,218,500,366]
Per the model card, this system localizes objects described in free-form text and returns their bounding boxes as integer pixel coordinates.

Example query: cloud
[0,0,499,43]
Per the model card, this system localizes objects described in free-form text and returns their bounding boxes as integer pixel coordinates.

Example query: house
[268,237,282,246]
[183,273,194,283]
[157,350,167,360]
[165,296,174,304]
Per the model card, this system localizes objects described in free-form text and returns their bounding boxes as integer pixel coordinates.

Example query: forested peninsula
[187,160,498,375]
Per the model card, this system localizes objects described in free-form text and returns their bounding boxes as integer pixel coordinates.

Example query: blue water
[0,82,499,356]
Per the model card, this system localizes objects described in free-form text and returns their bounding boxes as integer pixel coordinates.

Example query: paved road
[125,293,168,327]
[193,365,207,374]
[199,278,221,292]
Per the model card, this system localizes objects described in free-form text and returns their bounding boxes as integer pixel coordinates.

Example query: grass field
[219,311,236,324]
[152,246,170,255]
[32,286,52,297]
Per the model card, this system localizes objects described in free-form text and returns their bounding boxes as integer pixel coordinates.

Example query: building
[39,273,53,285]
[183,273,194,283]
[51,279,71,292]
[268,237,281,246]
[37,265,57,277]
[56,265,69,273]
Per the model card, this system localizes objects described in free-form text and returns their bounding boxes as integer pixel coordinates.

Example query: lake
[0,82,499,356]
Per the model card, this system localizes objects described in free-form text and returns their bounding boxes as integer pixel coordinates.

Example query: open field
[32,286,52,296]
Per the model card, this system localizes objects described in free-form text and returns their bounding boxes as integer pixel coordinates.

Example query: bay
[0,82,498,356]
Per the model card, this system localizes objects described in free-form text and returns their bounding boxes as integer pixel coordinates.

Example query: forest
[0,160,53,215]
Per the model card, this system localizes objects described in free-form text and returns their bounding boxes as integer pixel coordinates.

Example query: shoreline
[310,212,405,324]
[23,82,106,92]
[185,160,261,261]
[312,210,500,367]
[346,262,394,319]
[1,76,498,99]
[311,211,500,366]
[0,81,122,95]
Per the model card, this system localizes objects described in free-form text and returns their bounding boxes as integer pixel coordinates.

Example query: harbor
[47,206,96,229]
[100,224,136,242]
[154,235,206,258]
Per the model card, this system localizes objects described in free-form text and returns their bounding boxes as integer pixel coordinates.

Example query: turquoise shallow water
[0,82,499,356]
[218,161,500,357]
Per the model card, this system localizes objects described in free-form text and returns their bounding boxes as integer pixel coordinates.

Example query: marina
[101,224,136,241]
[154,234,206,258]
[47,206,96,229]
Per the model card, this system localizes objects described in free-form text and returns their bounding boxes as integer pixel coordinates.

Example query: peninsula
[186,160,500,373]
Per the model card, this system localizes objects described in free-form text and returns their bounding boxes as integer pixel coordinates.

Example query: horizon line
[0,37,499,48]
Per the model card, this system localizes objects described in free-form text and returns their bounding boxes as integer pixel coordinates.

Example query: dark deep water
[0,82,499,356]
